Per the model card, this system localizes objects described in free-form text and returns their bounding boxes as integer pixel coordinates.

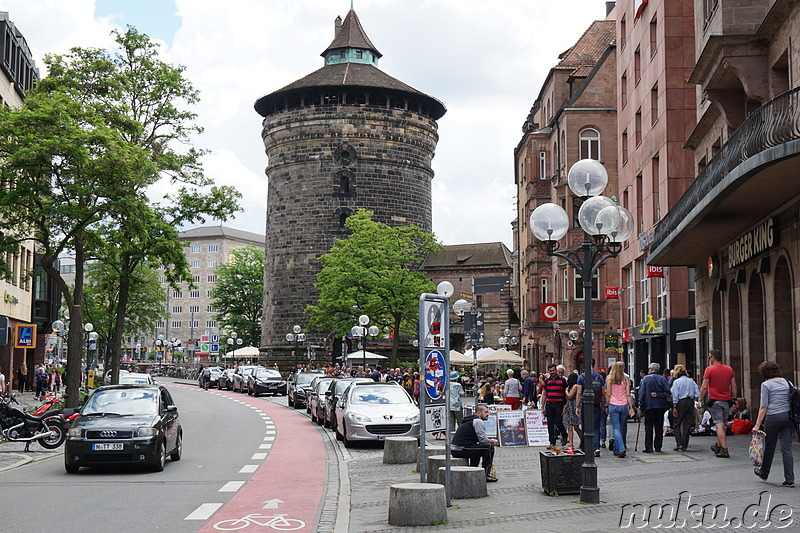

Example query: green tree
[210,245,265,349]
[306,209,441,367]
[40,28,240,385]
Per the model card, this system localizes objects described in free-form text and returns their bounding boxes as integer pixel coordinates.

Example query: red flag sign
[541,303,557,322]
[605,286,619,300]
[646,265,664,278]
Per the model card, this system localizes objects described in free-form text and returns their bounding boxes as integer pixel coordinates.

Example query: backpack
[788,381,800,425]
[592,378,603,406]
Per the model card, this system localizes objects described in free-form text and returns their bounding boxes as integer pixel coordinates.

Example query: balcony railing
[652,87,800,251]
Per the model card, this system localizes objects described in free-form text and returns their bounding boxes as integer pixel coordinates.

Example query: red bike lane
[199,393,328,532]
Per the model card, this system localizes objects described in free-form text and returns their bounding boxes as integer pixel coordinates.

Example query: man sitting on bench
[451,403,499,482]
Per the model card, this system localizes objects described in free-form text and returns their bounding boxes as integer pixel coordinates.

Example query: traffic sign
[211,334,219,343]
[210,343,219,353]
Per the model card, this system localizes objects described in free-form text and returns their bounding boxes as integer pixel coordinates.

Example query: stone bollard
[426,455,468,483]
[437,466,488,498]
[382,437,418,464]
[417,445,445,472]
[388,483,447,526]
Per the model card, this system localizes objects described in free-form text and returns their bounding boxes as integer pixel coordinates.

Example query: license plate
[92,443,124,451]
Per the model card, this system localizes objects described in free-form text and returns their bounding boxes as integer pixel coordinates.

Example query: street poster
[497,410,527,446]
[424,405,447,434]
[421,300,445,348]
[524,409,550,446]
[424,349,447,401]
[484,413,498,438]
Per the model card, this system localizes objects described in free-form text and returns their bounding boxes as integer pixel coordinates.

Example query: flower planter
[539,450,584,495]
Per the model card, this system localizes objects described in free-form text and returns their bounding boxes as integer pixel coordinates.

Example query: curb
[0,453,32,472]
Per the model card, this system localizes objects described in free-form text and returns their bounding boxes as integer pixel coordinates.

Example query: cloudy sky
[5,0,612,248]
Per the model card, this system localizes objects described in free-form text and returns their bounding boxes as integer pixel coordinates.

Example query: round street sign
[424,350,446,401]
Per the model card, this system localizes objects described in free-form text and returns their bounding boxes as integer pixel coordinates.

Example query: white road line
[251,452,268,460]
[185,503,223,520]
[219,481,246,492]
[263,436,275,441]
[265,430,276,434]
[239,464,259,473]
[259,444,272,449]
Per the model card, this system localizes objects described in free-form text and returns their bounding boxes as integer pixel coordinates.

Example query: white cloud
[5,0,611,248]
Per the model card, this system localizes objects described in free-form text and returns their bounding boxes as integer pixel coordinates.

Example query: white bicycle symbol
[213,513,305,531]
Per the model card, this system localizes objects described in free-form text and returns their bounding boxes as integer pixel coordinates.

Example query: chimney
[605,1,616,16]
[334,15,342,37]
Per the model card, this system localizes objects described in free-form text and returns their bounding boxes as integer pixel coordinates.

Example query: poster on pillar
[421,300,445,348]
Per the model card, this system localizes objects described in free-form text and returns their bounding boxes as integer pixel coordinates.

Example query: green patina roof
[322,9,382,59]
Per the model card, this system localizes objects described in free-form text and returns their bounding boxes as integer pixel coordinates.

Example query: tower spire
[350,0,354,10]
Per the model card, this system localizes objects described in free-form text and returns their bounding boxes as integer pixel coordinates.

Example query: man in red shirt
[699,349,737,458]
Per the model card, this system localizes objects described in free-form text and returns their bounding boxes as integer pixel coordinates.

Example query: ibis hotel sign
[727,217,777,270]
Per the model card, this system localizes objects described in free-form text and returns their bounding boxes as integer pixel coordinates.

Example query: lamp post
[350,315,379,372]
[227,332,243,362]
[155,334,165,365]
[529,159,633,504]
[498,328,518,350]
[285,325,306,372]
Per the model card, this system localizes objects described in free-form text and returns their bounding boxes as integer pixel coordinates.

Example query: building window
[638,260,649,322]
[575,273,600,300]
[621,72,627,109]
[156,321,165,328]
[172,290,182,299]
[624,266,634,327]
[171,320,182,329]
[189,320,199,329]
[620,15,627,50]
[189,290,200,299]
[635,109,642,146]
[649,16,657,58]
[572,197,584,228]
[158,276,165,283]
[207,275,217,282]
[657,275,667,318]
[687,267,696,316]
[621,130,628,164]
[207,260,218,268]
[190,246,200,253]
[541,278,549,303]
[172,306,182,313]
[189,305,200,313]
[206,320,216,328]
[193,275,201,283]
[208,245,218,252]
[579,128,600,160]
[651,156,660,222]
[190,260,200,269]
[634,47,641,85]
[562,269,569,301]
[539,151,547,180]
[207,290,213,298]
[650,84,658,126]
[206,304,215,313]
[636,173,643,233]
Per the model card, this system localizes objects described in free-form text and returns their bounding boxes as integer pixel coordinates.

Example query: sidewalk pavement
[337,427,800,532]
[0,391,64,472]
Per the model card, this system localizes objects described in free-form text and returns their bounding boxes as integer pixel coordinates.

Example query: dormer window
[356,50,363,59]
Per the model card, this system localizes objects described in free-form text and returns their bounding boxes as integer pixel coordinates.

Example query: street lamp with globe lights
[529,159,633,504]
[498,328,517,350]
[350,315,379,371]
[286,325,306,372]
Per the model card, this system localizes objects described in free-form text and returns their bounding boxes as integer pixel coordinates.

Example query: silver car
[335,382,419,447]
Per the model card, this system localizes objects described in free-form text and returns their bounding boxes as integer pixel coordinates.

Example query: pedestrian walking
[576,364,606,457]
[448,371,464,434]
[542,365,568,448]
[521,370,535,406]
[670,364,699,451]
[699,349,737,458]
[34,366,48,400]
[0,368,5,395]
[503,369,522,410]
[562,372,581,448]
[450,403,499,482]
[17,363,28,393]
[48,368,62,394]
[637,362,671,453]
[606,361,634,458]
[752,361,795,487]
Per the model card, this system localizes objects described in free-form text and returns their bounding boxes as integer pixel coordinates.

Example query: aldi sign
[15,324,36,348]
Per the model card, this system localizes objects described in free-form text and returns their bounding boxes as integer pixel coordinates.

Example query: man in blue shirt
[521,370,536,405]
[638,362,672,453]
[575,364,605,457]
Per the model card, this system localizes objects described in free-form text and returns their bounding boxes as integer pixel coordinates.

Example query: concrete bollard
[417,445,445,472]
[382,437,418,464]
[426,455,468,483]
[388,483,447,526]
[437,466,488,498]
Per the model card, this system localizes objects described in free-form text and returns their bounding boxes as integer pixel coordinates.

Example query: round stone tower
[255,8,446,348]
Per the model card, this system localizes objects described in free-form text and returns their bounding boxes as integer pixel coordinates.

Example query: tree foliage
[306,209,441,367]
[210,245,265,349]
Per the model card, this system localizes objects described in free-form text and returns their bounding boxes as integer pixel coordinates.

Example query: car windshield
[334,380,355,395]
[296,373,319,386]
[82,388,158,416]
[315,379,334,393]
[350,386,410,405]
[256,369,281,379]
[119,376,150,384]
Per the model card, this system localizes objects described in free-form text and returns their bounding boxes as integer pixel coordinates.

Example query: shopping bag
[749,430,765,467]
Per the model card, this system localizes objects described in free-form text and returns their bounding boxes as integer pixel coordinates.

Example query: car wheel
[288,395,294,407]
[323,415,331,428]
[310,409,316,423]
[247,387,252,396]
[316,411,324,426]
[335,421,343,440]
[64,456,80,474]
[253,390,260,397]
[152,439,167,472]
[343,424,354,448]
[170,431,183,462]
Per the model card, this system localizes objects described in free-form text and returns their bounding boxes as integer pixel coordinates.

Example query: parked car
[119,372,156,385]
[197,367,222,388]
[232,365,263,393]
[287,371,324,409]
[335,381,419,447]
[64,384,182,473]
[308,377,336,424]
[247,368,287,397]
[217,369,235,390]
[324,377,374,432]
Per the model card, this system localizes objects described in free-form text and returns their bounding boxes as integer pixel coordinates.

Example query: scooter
[0,394,67,451]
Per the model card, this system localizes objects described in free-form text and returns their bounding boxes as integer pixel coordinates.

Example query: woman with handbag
[670,364,699,451]
[752,361,795,487]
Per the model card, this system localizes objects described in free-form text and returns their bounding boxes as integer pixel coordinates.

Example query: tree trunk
[64,234,86,409]
[110,253,132,385]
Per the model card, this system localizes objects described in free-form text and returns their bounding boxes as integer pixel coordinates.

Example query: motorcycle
[31,394,80,427]
[0,394,67,450]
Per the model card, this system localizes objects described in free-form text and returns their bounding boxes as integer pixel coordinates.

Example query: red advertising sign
[646,265,664,278]
[540,303,557,322]
[622,328,633,343]
[604,286,619,300]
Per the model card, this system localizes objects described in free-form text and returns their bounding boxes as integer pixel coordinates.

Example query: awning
[675,330,696,342]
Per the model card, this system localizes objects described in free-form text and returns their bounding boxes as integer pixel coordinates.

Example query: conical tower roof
[322,9,382,59]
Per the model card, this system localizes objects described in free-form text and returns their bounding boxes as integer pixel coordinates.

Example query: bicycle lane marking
[199,395,326,533]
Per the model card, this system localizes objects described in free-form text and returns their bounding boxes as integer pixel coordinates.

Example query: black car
[217,369,235,390]
[308,377,335,424]
[287,371,324,409]
[64,384,182,473]
[247,368,287,397]
[232,365,263,393]
[323,377,373,431]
